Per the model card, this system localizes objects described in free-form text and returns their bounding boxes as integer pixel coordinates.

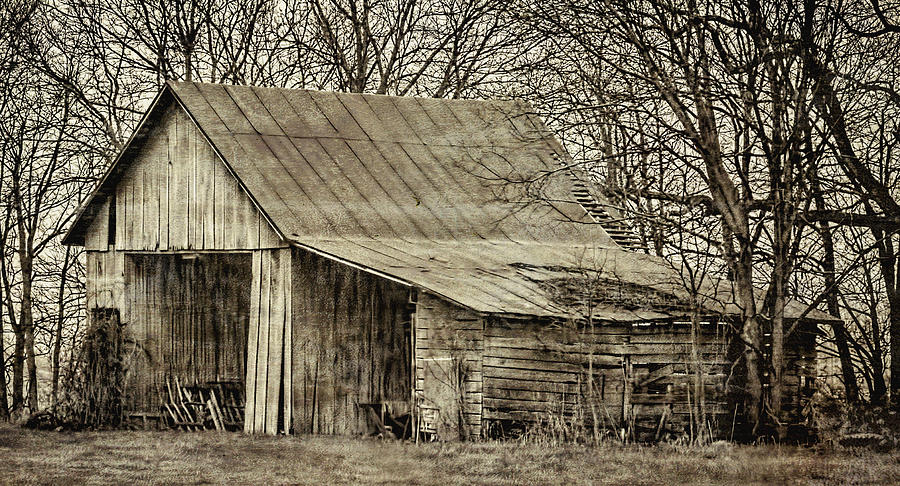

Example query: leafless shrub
[55,309,127,428]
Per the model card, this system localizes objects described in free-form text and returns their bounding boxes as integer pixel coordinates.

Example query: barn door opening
[124,252,251,425]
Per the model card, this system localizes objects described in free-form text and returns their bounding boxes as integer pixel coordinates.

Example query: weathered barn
[64,81,832,440]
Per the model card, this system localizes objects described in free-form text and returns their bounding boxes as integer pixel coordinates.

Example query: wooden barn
[63,81,833,440]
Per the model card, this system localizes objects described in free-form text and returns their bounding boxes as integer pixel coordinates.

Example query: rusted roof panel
[65,81,837,323]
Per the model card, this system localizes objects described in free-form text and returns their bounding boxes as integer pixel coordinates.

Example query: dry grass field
[0,424,897,485]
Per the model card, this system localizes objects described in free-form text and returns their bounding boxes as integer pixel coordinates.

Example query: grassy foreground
[0,425,897,485]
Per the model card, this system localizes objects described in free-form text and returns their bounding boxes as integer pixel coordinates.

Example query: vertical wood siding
[290,248,412,436]
[89,103,284,252]
[84,199,110,251]
[244,248,292,434]
[120,253,251,413]
[414,293,484,440]
[85,250,125,311]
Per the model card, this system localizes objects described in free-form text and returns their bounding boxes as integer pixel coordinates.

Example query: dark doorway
[123,253,251,412]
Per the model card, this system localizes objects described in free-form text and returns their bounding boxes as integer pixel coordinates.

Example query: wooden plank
[159,120,170,250]
[204,152,223,249]
[282,249,292,434]
[290,249,310,433]
[201,142,215,248]
[169,109,189,249]
[147,139,162,250]
[265,250,284,435]
[188,123,198,248]
[483,398,578,414]
[243,181,258,249]
[482,366,579,383]
[116,172,129,249]
[484,350,621,368]
[85,199,109,251]
[223,155,241,249]
[244,252,262,433]
[484,377,580,395]
[259,213,282,248]
[254,250,272,433]
[334,262,351,435]
[213,155,225,248]
[484,387,576,404]
[318,257,335,434]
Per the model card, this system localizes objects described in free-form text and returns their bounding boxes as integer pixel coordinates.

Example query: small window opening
[107,194,116,246]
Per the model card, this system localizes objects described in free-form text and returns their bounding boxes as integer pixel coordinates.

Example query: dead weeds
[0,424,897,485]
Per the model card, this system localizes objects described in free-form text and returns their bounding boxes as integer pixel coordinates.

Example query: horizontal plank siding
[482,318,736,437]
[414,293,484,440]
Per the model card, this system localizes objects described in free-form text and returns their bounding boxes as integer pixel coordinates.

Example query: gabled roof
[64,81,836,323]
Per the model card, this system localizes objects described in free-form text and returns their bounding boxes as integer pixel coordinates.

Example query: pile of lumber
[163,377,244,431]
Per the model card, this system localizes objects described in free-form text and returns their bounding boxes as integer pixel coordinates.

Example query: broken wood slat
[210,386,227,430]
[635,364,676,388]
[207,399,223,430]
[163,403,183,430]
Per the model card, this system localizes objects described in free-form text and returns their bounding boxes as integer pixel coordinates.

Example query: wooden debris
[161,376,245,432]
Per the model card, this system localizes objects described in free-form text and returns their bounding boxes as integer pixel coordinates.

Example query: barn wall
[783,322,817,418]
[290,248,413,436]
[414,293,484,440]
[482,319,733,437]
[244,248,292,434]
[88,103,284,252]
[85,250,126,311]
[84,199,111,251]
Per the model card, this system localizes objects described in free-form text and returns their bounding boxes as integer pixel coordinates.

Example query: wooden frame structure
[65,81,834,439]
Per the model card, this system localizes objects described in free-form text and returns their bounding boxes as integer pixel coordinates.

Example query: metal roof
[64,81,837,323]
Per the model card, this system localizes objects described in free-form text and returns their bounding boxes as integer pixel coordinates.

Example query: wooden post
[622,355,632,437]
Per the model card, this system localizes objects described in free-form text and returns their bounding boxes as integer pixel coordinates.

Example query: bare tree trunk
[11,324,24,415]
[0,280,8,420]
[808,65,900,404]
[18,248,37,412]
[13,174,38,412]
[0,217,11,419]
[820,230,859,402]
[51,245,73,411]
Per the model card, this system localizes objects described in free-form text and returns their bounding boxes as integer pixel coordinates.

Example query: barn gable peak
[63,84,282,249]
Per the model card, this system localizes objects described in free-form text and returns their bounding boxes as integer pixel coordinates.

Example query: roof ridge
[167,80,525,107]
